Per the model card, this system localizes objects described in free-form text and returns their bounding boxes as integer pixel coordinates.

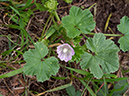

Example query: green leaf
[73,36,82,46]
[23,42,59,82]
[44,25,56,39]
[18,0,34,10]
[80,80,96,96]
[41,0,48,4]
[0,0,9,1]
[92,77,129,82]
[23,0,33,8]
[62,6,95,38]
[66,86,76,96]
[6,24,21,29]
[117,16,129,52]
[35,3,47,11]
[80,33,119,79]
[111,80,129,96]
[103,74,117,78]
[20,9,33,26]
[61,65,90,76]
[0,93,3,96]
[71,46,84,63]
[0,68,23,79]
[63,0,73,3]
[75,91,82,96]
[46,82,72,92]
[9,6,21,16]
[66,86,81,96]
[8,14,19,24]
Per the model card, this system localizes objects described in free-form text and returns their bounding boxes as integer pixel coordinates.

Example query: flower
[57,43,75,62]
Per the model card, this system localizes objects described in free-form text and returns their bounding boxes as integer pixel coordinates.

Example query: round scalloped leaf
[117,16,129,52]
[23,42,59,82]
[62,6,95,38]
[80,33,119,79]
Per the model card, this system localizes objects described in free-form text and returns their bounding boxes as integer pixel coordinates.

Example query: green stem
[40,14,52,41]
[88,3,96,10]
[53,10,60,21]
[88,33,123,37]
[103,77,107,96]
[81,77,93,96]
[52,16,56,25]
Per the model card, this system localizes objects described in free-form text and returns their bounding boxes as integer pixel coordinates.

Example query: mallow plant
[22,0,129,94]
[23,2,129,80]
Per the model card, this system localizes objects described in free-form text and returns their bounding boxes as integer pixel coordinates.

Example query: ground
[0,0,129,96]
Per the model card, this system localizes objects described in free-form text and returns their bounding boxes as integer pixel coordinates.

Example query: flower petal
[57,43,75,62]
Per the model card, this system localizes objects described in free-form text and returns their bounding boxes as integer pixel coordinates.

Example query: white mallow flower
[57,43,75,62]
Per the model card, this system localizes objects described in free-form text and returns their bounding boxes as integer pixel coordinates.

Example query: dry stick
[0,2,9,6]
[8,14,15,24]
[97,82,104,93]
[48,43,61,48]
[3,79,14,95]
[26,16,34,33]
[18,78,35,96]
[29,43,61,49]
[3,13,8,25]
[124,86,129,96]
[27,89,35,96]
[9,30,19,37]
[108,27,115,35]
[116,67,123,78]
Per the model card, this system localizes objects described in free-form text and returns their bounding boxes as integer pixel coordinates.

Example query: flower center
[63,48,68,53]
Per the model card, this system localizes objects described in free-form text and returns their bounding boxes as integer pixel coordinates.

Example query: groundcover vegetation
[0,0,129,96]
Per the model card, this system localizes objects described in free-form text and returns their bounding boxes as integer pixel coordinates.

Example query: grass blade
[37,81,72,96]
[60,65,91,76]
[80,80,96,96]
[0,68,23,79]
[9,6,21,16]
[92,77,129,82]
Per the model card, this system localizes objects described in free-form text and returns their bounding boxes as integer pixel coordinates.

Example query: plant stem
[81,77,93,96]
[40,14,52,41]
[52,16,56,25]
[88,3,96,10]
[88,32,123,37]
[53,10,60,21]
[103,77,107,96]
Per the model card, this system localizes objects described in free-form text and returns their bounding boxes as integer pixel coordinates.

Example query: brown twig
[3,79,14,95]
